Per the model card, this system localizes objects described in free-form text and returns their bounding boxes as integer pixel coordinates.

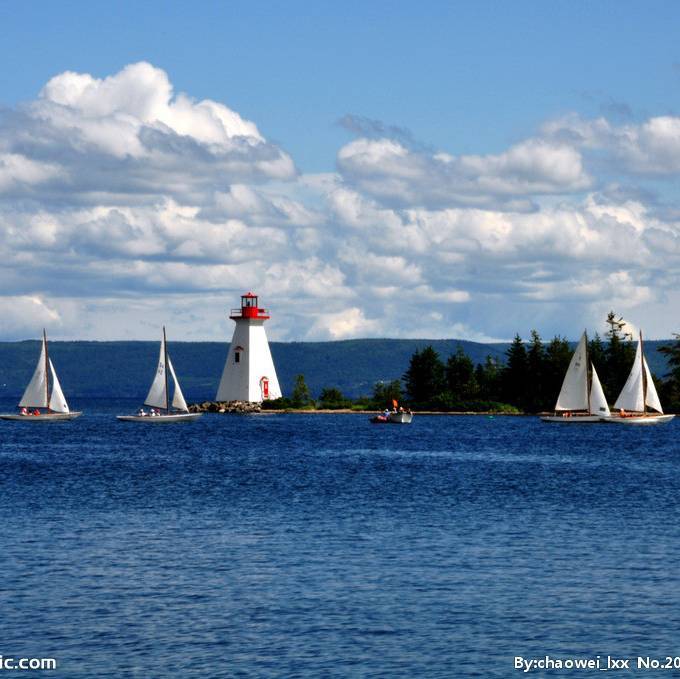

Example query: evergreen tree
[604,311,636,398]
[658,334,680,411]
[501,334,528,408]
[542,336,572,410]
[526,330,545,412]
[291,374,312,407]
[319,387,350,409]
[372,380,403,408]
[475,356,500,401]
[403,346,445,407]
[445,347,478,401]
[588,332,608,401]
[588,332,606,372]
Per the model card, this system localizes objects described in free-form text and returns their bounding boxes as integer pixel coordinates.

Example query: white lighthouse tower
[215,292,282,402]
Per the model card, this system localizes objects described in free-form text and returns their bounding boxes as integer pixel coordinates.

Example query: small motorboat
[370,410,414,424]
[389,411,413,423]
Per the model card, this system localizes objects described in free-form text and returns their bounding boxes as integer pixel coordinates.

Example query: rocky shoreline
[187,400,262,414]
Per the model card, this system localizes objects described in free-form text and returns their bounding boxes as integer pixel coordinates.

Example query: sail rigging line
[640,330,646,415]
[163,326,169,413]
[43,329,50,413]
[585,330,591,415]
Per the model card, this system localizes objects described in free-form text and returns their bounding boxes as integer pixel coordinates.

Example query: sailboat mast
[44,329,50,413]
[163,326,169,413]
[640,330,646,415]
[585,329,591,414]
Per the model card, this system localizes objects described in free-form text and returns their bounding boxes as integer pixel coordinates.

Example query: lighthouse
[215,293,282,402]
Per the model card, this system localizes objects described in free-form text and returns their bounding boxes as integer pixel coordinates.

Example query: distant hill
[0,338,673,401]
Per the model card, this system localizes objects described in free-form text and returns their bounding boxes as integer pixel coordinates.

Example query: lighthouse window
[234,351,240,364]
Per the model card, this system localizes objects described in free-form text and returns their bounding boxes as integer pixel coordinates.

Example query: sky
[1,1,680,341]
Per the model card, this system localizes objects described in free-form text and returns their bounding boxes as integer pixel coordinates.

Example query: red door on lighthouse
[260,377,269,400]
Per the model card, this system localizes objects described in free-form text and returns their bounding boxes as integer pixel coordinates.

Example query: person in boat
[138,408,147,417]
[32,409,40,416]
[20,407,28,416]
[150,409,158,417]
[383,408,390,418]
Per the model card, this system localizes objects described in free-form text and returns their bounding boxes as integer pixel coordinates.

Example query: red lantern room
[230,292,270,320]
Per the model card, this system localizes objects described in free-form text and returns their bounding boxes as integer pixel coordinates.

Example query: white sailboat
[0,330,82,421]
[603,331,674,425]
[117,328,202,423]
[541,331,611,423]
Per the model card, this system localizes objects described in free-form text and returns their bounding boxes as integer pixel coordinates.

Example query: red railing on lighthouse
[230,292,270,320]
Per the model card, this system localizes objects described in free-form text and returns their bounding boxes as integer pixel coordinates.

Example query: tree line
[403,312,680,412]
[263,374,405,411]
[264,312,680,413]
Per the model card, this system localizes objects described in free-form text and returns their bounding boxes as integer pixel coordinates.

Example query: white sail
[48,359,70,413]
[589,364,610,416]
[614,341,644,412]
[19,337,48,408]
[644,357,663,413]
[555,332,589,411]
[168,357,188,412]
[144,337,168,409]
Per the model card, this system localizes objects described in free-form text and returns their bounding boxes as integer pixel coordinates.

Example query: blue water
[2,400,680,677]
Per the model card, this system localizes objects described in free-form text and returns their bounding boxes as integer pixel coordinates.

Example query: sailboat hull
[540,414,603,423]
[600,414,675,425]
[0,412,82,421]
[116,413,203,423]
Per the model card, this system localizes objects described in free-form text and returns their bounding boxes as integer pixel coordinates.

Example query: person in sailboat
[0,329,82,422]
[116,327,203,424]
[541,330,612,423]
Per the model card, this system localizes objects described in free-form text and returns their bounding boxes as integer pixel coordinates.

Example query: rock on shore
[188,400,262,414]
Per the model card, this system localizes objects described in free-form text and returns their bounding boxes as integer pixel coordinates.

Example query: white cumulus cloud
[0,296,62,339]
[543,112,680,175]
[1,64,680,342]
[337,136,590,209]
